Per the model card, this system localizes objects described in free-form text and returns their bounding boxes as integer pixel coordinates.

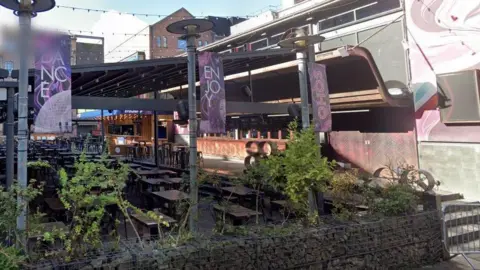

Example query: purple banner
[33,33,72,133]
[308,63,332,132]
[198,52,226,134]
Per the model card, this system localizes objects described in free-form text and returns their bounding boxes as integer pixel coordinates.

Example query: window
[156,37,161,48]
[319,12,355,31]
[204,41,208,46]
[250,39,268,51]
[163,36,168,48]
[236,45,246,52]
[177,39,187,50]
[355,0,401,20]
[269,34,283,46]
[198,40,202,47]
[4,61,13,72]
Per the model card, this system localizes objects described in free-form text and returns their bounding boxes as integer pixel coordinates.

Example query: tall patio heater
[278,28,325,215]
[278,28,325,129]
[166,19,214,233]
[0,0,56,234]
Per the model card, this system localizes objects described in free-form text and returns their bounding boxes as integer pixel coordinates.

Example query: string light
[56,4,250,20]
[56,28,150,37]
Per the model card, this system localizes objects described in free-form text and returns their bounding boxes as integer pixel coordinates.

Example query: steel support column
[153,91,159,166]
[297,51,310,129]
[186,34,198,233]
[100,109,105,152]
[16,5,31,233]
[6,87,15,188]
[297,50,318,216]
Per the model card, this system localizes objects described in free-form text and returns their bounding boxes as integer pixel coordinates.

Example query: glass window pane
[356,0,401,20]
[269,34,283,46]
[319,12,354,31]
[251,39,268,51]
[163,36,168,48]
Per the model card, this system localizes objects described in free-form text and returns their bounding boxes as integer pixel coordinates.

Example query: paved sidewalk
[418,255,480,269]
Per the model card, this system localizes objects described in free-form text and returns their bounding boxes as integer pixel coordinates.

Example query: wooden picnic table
[131,210,176,238]
[139,178,170,192]
[28,222,69,239]
[127,164,142,170]
[164,177,183,189]
[44,197,66,212]
[213,203,262,225]
[92,158,116,163]
[151,190,189,202]
[271,200,286,207]
[136,169,177,178]
[221,186,255,197]
[151,190,189,216]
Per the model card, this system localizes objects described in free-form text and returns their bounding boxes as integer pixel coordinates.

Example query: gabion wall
[26,211,444,270]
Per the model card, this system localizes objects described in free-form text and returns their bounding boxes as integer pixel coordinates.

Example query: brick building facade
[149,8,214,59]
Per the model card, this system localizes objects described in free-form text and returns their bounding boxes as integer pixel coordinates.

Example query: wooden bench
[213,203,262,225]
[131,210,176,238]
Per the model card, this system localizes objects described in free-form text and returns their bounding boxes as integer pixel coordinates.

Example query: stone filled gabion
[25,211,443,270]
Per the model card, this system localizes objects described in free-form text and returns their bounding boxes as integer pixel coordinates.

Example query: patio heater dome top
[166,18,214,38]
[278,35,325,50]
[0,0,56,16]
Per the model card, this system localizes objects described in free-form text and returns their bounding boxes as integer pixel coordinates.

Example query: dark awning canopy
[29,49,296,98]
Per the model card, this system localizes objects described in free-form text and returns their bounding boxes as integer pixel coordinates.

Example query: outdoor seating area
[1,0,477,268]
[0,128,451,269]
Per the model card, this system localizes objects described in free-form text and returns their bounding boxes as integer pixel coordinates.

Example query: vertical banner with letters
[308,63,332,132]
[33,33,72,133]
[198,52,226,134]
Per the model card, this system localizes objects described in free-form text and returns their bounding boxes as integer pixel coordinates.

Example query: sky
[0,0,281,62]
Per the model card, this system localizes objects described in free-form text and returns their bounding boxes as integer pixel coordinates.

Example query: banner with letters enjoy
[198,52,226,134]
[33,33,72,133]
[308,63,332,132]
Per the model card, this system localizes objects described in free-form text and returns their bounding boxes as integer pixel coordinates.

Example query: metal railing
[443,203,480,269]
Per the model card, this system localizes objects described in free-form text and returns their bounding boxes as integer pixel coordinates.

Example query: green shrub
[256,121,335,223]
[330,170,361,221]
[367,184,418,216]
[0,245,25,270]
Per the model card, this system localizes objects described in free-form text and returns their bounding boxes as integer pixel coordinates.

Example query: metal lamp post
[166,19,214,233]
[278,28,325,129]
[0,0,56,233]
[278,29,325,215]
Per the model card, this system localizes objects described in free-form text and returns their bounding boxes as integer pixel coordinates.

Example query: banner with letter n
[198,51,226,134]
[33,32,72,133]
[308,63,332,132]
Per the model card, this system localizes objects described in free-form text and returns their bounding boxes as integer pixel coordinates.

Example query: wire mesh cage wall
[23,211,444,270]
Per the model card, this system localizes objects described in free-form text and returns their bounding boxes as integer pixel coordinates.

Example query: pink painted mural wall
[406,0,480,142]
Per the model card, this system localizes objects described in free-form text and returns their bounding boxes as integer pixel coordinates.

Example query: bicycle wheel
[400,169,436,191]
